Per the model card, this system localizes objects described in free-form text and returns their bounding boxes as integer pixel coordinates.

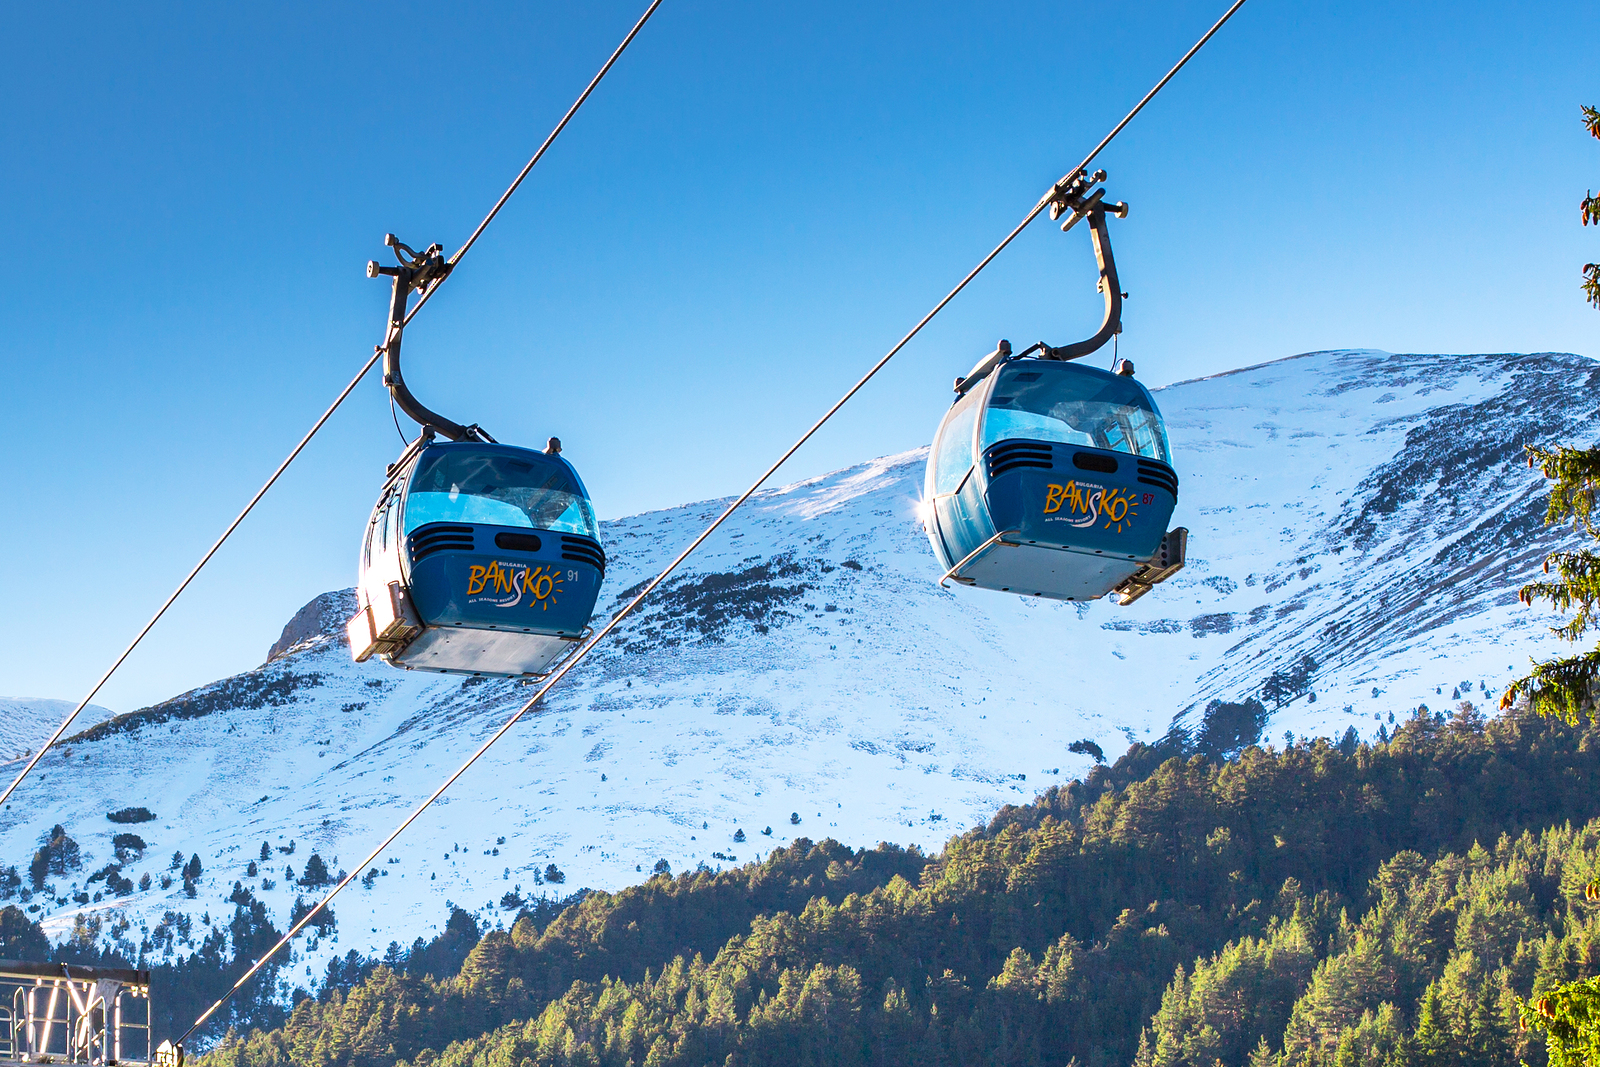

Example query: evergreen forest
[14,703,1600,1063]
[4,702,1583,1066]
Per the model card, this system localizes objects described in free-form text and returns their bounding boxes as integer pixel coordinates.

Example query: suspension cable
[175,0,1248,1043]
[0,350,382,817]
[1033,0,1248,216]
[0,0,666,818]
[397,0,664,336]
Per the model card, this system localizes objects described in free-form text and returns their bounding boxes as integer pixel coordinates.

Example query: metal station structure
[0,960,159,1067]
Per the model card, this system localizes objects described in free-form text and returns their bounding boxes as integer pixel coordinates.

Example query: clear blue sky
[3,0,1595,711]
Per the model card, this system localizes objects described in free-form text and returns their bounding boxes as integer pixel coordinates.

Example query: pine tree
[0,906,49,958]
[27,849,47,892]
[30,826,81,889]
[1520,978,1600,1067]
[1506,106,1600,722]
[1132,1028,1155,1067]
[301,854,330,887]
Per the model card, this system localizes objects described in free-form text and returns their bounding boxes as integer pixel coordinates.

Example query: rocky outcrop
[266,588,358,662]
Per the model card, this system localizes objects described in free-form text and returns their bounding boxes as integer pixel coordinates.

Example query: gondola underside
[391,626,582,676]
[943,532,1144,601]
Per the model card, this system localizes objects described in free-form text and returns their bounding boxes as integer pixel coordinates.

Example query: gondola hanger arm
[953,167,1133,395]
[1039,170,1129,363]
[366,235,490,443]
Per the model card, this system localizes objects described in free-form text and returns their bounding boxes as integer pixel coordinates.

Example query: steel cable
[175,0,1248,1045]
[0,0,666,818]
[397,0,665,337]
[1033,0,1249,217]
[0,349,383,816]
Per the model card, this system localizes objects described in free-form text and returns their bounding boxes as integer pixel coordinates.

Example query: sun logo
[1101,488,1138,534]
[520,566,563,610]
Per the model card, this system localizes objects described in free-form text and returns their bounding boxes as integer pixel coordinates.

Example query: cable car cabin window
[403,450,600,539]
[980,364,1170,463]
[365,491,392,566]
[932,395,980,495]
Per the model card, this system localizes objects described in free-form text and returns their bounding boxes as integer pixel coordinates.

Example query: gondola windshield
[403,450,599,539]
[979,364,1169,462]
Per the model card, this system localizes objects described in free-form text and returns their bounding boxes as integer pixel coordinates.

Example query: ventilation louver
[1135,459,1179,501]
[986,441,1054,478]
[409,524,475,562]
[560,535,605,575]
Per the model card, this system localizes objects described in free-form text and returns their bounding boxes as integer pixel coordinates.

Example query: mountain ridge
[2,347,1593,977]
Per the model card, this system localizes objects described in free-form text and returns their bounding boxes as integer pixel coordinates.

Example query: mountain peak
[266,589,357,663]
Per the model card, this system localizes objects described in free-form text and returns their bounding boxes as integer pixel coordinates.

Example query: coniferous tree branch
[1521,977,1600,1067]
[1527,444,1600,534]
[1585,106,1599,306]
[1501,649,1600,724]
[1519,548,1600,640]
[1506,109,1600,720]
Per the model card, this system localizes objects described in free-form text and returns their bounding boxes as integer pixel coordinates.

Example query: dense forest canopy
[11,702,1583,1066]
[195,704,1600,1067]
[11,702,1600,1065]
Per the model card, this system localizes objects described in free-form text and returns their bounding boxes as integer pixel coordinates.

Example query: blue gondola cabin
[923,353,1185,604]
[347,441,604,676]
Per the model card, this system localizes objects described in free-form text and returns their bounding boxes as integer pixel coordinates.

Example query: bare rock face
[266,589,358,663]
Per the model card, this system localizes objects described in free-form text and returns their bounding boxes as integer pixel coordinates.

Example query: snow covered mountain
[2,348,1593,973]
[0,698,113,763]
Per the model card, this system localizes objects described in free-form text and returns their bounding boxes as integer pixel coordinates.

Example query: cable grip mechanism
[1046,169,1129,232]
[1036,169,1129,363]
[366,234,453,291]
[367,234,489,444]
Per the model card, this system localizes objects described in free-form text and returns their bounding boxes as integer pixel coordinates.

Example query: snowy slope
[0,698,113,762]
[1,348,1593,976]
